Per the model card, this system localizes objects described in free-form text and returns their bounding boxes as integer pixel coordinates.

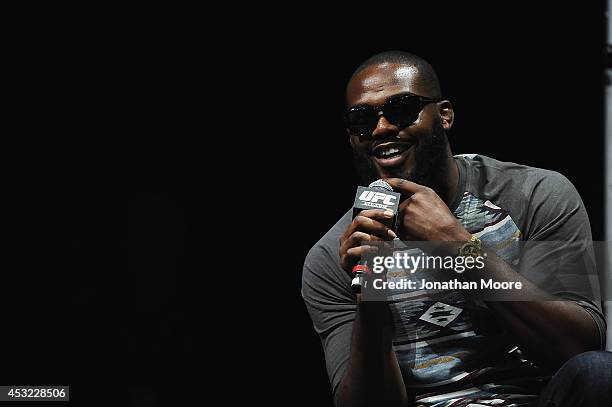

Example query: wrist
[450,225,472,242]
[430,227,473,256]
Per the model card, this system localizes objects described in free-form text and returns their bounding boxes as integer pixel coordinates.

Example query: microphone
[351,179,401,293]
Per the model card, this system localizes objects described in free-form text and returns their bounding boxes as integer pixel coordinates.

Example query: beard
[353,118,449,193]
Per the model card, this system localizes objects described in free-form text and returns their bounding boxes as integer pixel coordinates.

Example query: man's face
[346,63,451,189]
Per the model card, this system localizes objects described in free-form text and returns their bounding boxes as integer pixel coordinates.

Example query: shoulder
[455,154,587,240]
[302,209,353,300]
[456,153,582,203]
[304,209,352,266]
[457,154,572,190]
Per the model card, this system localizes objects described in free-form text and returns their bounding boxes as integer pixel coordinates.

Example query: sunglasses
[344,92,440,138]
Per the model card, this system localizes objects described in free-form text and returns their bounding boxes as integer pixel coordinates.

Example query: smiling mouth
[371,142,414,166]
[374,145,409,159]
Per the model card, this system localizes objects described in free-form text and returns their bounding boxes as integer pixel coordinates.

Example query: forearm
[335,297,409,407]
[488,300,600,367]
[463,252,600,369]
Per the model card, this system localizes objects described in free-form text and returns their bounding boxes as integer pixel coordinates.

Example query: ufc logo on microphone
[359,191,397,205]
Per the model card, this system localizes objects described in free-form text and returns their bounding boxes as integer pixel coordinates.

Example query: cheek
[404,116,440,139]
[414,107,439,128]
[415,115,434,131]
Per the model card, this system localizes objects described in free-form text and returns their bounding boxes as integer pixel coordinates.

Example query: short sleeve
[301,226,357,395]
[520,171,606,348]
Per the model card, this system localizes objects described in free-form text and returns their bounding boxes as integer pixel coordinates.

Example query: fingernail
[384,210,394,218]
[388,229,398,239]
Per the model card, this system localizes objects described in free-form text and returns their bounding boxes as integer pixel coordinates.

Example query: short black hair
[349,51,442,99]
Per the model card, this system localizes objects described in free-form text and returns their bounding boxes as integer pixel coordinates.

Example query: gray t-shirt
[301,154,606,405]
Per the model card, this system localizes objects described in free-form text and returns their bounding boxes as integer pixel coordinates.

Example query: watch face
[459,239,482,257]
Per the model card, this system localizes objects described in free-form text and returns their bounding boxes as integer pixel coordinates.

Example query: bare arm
[335,298,409,407]
[385,178,602,371]
[336,209,410,407]
[462,251,601,370]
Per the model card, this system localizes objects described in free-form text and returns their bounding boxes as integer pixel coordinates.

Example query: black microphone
[351,179,401,293]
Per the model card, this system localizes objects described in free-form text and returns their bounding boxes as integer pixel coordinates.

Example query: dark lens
[346,108,377,136]
[384,96,421,128]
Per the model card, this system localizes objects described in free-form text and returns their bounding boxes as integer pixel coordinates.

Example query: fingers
[341,210,397,242]
[341,245,379,272]
[340,231,383,257]
[383,178,427,196]
[339,209,397,274]
[359,208,396,221]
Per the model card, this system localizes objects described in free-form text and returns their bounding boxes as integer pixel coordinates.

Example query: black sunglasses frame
[344,92,440,139]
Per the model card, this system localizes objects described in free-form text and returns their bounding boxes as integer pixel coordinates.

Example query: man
[302,51,611,406]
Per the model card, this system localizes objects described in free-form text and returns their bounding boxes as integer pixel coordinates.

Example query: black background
[5,2,607,406]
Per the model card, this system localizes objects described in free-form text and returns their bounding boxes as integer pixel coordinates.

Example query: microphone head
[368,179,393,192]
[353,179,400,216]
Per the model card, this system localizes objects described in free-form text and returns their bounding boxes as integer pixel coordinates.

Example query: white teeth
[381,147,401,157]
[374,144,411,159]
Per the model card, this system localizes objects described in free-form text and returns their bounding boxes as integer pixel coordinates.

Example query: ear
[437,100,454,131]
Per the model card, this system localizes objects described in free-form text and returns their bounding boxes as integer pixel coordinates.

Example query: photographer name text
[372,278,523,290]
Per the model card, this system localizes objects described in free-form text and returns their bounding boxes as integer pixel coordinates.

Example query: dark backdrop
[6,2,606,406]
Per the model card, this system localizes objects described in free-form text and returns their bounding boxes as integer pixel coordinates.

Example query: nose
[371,115,399,139]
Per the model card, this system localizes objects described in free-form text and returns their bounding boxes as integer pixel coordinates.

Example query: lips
[371,141,414,167]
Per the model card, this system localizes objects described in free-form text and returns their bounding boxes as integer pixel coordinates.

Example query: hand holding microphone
[339,180,400,293]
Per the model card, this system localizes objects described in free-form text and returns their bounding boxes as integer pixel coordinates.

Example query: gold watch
[458,235,482,257]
